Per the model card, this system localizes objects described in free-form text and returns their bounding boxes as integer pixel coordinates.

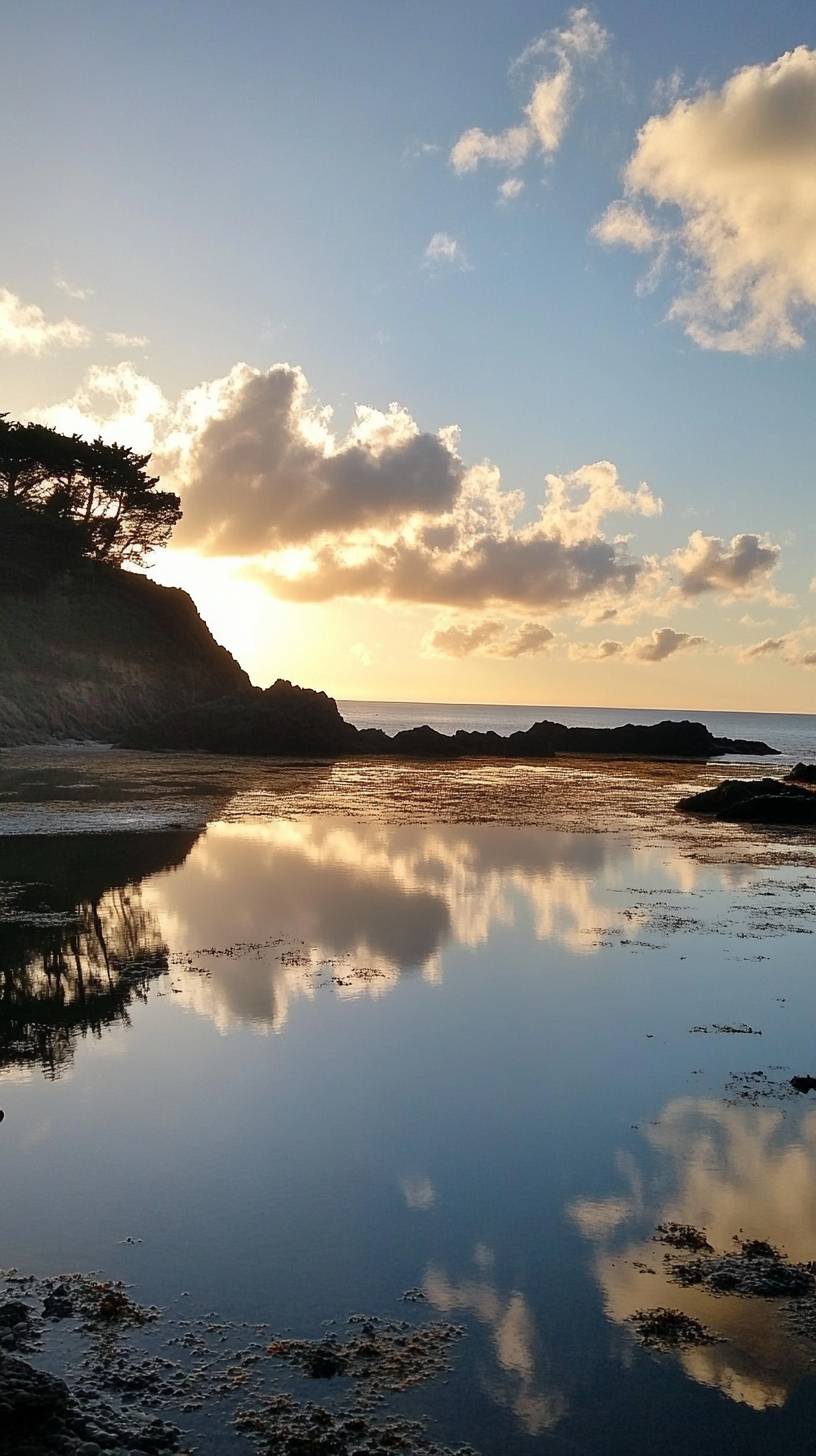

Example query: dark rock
[787,763,816,784]
[791,1076,816,1094]
[628,1307,719,1349]
[726,794,816,825]
[678,777,816,823]
[122,694,778,763]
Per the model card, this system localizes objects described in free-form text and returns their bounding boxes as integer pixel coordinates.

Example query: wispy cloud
[450,7,608,178]
[423,232,471,270]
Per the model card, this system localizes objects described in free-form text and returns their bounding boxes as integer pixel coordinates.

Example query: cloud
[53,271,93,302]
[568,638,623,660]
[672,530,781,599]
[803,651,816,667]
[537,459,661,543]
[741,635,788,660]
[426,619,503,657]
[628,626,706,662]
[498,176,525,204]
[450,6,608,176]
[31,361,168,454]
[595,46,816,352]
[34,358,786,631]
[0,288,91,355]
[496,622,555,657]
[426,618,554,658]
[423,232,470,269]
[106,331,150,348]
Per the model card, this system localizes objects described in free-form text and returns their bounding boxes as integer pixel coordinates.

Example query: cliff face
[0,552,250,747]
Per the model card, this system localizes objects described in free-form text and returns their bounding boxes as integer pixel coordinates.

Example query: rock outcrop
[123,690,778,761]
[677,777,816,824]
[787,763,816,785]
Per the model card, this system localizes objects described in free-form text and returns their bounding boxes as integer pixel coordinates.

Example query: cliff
[0,506,250,746]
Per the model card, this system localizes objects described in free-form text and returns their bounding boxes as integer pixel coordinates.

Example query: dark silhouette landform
[120,679,778,759]
[678,776,816,825]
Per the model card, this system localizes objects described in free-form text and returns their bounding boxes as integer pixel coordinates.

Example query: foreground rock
[678,776,816,824]
[122,685,778,760]
[0,1351,179,1456]
[787,762,816,784]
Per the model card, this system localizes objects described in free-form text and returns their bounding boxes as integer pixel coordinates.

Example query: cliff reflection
[0,832,199,1078]
[142,817,639,1033]
[569,1097,816,1410]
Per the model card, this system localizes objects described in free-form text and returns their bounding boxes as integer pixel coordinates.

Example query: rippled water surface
[2,755,816,1453]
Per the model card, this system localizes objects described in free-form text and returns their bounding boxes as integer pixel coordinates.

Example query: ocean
[340,699,816,764]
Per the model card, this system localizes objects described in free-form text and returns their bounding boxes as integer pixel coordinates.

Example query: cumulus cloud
[0,288,91,355]
[537,459,661,543]
[629,626,706,662]
[803,652,816,667]
[423,232,470,270]
[106,330,150,348]
[426,618,554,659]
[450,7,607,176]
[595,46,816,352]
[568,638,623,660]
[34,357,786,630]
[672,530,781,599]
[172,365,465,553]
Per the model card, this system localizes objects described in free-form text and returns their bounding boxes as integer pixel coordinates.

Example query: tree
[0,415,181,566]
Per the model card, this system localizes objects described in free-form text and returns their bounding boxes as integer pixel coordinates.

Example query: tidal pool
[2,779,816,1454]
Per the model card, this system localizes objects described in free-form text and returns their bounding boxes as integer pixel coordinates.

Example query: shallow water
[2,762,816,1453]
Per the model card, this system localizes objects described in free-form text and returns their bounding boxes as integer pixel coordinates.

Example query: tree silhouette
[0,415,181,566]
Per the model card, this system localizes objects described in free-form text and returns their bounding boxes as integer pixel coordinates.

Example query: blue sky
[2,1,815,708]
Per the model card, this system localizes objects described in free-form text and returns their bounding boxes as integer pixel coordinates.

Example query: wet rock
[654,1223,713,1253]
[791,1075,816,1094]
[786,763,816,784]
[677,776,816,824]
[628,1307,720,1350]
[668,1236,815,1298]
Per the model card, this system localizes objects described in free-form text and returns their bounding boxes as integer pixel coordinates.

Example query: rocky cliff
[0,512,250,746]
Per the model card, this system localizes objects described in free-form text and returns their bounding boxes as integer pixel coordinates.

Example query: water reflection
[424,1252,567,1435]
[0,832,199,1077]
[142,817,642,1034]
[569,1097,816,1409]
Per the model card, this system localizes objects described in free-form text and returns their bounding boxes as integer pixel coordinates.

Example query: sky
[2,0,815,712]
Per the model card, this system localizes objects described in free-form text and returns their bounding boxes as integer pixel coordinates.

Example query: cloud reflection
[569,1097,816,1409]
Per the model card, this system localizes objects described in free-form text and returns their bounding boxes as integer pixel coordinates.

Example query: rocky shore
[120,679,778,760]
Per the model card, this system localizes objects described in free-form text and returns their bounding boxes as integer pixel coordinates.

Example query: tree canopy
[0,415,181,567]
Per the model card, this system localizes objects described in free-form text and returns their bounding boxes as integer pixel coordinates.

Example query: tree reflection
[0,831,200,1077]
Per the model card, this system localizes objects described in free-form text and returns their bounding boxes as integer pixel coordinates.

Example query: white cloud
[423,232,470,269]
[537,459,662,544]
[450,6,608,177]
[106,330,150,348]
[498,176,526,204]
[30,362,168,454]
[596,46,816,352]
[0,288,91,355]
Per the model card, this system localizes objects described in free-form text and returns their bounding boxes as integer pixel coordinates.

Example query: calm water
[2,769,816,1454]
[341,700,816,764]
